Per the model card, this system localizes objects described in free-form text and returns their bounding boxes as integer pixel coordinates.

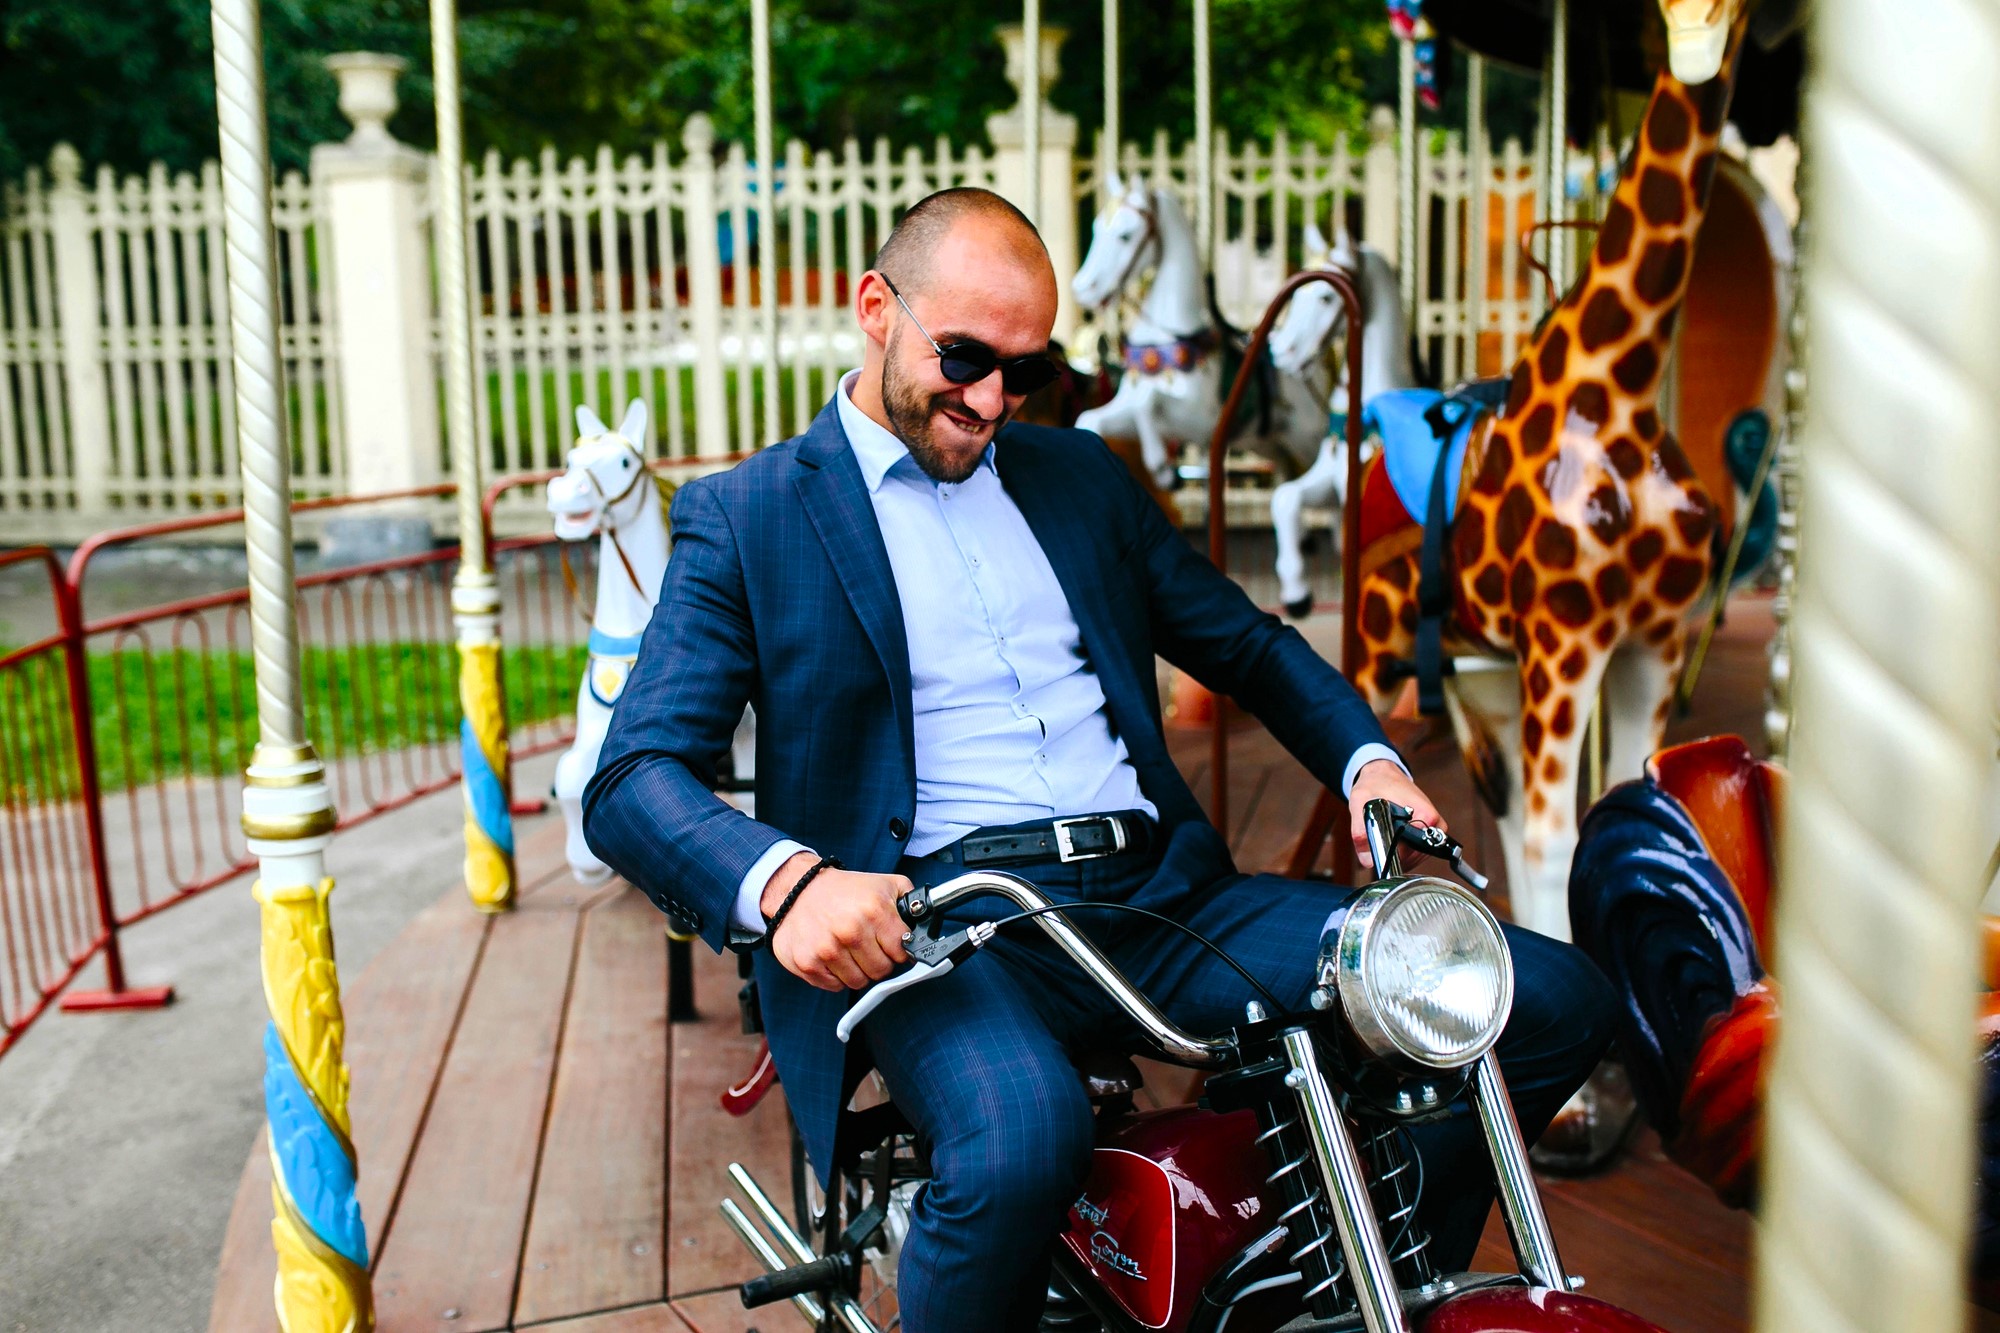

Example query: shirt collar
[835,369,996,493]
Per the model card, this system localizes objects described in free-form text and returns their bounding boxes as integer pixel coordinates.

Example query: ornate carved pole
[210,0,373,1325]
[1764,154,1808,759]
[1755,2,2000,1329]
[431,0,515,913]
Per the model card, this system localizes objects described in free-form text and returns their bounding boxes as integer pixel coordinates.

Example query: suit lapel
[793,403,915,759]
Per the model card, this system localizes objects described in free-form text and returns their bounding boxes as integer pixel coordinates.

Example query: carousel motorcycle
[719,800,1670,1333]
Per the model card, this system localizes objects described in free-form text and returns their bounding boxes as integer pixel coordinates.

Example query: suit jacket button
[889,817,910,841]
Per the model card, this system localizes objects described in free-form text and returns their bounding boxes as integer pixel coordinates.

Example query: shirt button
[889,817,910,841]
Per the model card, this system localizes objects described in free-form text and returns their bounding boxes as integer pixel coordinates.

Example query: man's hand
[760,851,912,991]
[1348,758,1446,872]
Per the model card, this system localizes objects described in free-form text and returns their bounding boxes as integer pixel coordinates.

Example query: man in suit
[585,188,1612,1331]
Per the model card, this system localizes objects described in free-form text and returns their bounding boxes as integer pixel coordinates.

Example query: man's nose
[961,370,1007,421]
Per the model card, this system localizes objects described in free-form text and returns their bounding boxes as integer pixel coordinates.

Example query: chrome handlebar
[898,871,1238,1068]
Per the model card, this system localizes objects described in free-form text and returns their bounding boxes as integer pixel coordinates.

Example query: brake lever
[1396,820,1491,892]
[834,921,997,1044]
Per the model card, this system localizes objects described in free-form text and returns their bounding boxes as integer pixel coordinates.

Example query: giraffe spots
[1656,307,1679,340]
[1551,697,1576,739]
[1656,555,1707,604]
[1537,327,1570,387]
[1630,598,1656,625]
[1506,363,1533,416]
[1595,564,1632,607]
[1530,789,1548,815]
[1496,485,1537,556]
[1398,598,1419,633]
[1585,484,1634,544]
[1453,506,1486,571]
[1543,756,1566,783]
[1607,436,1645,480]
[1648,620,1677,646]
[1578,289,1633,352]
[1534,622,1560,654]
[1633,408,1660,439]
[1635,238,1689,305]
[1373,654,1402,693]
[1646,92,1692,155]
[1519,403,1557,456]
[1523,713,1545,757]
[1528,662,1552,703]
[1691,151,1719,204]
[1473,563,1507,605]
[1639,166,1687,226]
[1534,518,1578,569]
[1659,438,1696,482]
[1598,201,1635,265]
[1558,647,1588,682]
[1696,79,1730,135]
[1500,615,1519,646]
[1595,620,1618,648]
[1612,342,1660,394]
[1475,436,1513,494]
[1510,562,1539,614]
[1362,591,1394,640]
[1383,557,1413,590]
[1569,381,1611,426]
[1630,531,1665,572]
[1546,579,1595,627]
[1674,499,1715,547]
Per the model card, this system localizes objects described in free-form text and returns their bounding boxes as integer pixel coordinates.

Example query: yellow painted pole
[431,0,515,913]
[1755,2,2000,1329]
[209,0,372,1325]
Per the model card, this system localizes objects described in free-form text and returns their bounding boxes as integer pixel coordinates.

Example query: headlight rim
[1334,875,1514,1074]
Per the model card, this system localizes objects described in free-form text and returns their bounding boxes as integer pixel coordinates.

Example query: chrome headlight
[1332,878,1513,1072]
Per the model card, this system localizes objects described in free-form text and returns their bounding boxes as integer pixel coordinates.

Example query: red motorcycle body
[1060,1106,1668,1333]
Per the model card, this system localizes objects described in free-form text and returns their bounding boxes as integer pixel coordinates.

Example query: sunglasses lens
[937,346,997,385]
[1001,357,1061,395]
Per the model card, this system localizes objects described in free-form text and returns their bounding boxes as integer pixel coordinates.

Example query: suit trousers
[859,828,1615,1333]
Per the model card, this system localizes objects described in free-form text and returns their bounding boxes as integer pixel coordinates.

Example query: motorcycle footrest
[740,1252,851,1308]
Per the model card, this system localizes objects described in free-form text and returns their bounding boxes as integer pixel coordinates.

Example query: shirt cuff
[733,839,814,935]
[1341,743,1409,799]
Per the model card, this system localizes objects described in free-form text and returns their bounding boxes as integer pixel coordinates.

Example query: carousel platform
[207,601,1778,1333]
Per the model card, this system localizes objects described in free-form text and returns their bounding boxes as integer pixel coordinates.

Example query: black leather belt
[921,810,1154,869]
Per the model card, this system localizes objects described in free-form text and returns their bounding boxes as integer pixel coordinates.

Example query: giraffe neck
[1525,12,1748,412]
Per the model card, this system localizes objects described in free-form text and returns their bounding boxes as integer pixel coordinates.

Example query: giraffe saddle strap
[1366,379,1507,529]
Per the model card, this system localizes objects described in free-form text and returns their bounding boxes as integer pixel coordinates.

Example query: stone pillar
[313,54,441,516]
[47,145,113,515]
[989,25,1080,344]
[1361,105,1400,264]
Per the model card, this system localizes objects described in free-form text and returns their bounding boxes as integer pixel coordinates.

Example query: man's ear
[855,270,893,347]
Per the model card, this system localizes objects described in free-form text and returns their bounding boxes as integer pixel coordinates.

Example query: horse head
[1657,0,1749,84]
[1072,174,1162,313]
[1268,223,1360,376]
[548,400,657,543]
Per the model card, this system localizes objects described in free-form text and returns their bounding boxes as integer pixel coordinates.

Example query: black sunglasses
[881,274,1061,396]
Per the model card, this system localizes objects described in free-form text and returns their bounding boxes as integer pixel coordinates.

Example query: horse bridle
[558,438,653,627]
[1103,191,1162,313]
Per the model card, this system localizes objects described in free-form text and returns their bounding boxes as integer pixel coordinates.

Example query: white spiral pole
[431,0,516,913]
[1755,2,2000,1330]
[210,0,371,1324]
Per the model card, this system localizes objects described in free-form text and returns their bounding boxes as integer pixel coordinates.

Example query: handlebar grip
[741,1253,848,1308]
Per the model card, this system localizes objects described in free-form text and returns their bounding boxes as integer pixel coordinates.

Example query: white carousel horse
[547,400,755,886]
[1265,225,1418,618]
[1072,177,1329,508]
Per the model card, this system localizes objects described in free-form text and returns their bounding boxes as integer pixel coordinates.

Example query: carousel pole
[1396,31,1419,327]
[1755,2,2000,1329]
[751,0,780,444]
[1023,0,1042,225]
[1465,54,1487,374]
[209,0,373,1324]
[1546,0,1570,293]
[1765,150,1808,759]
[432,0,516,914]
[1102,0,1120,182]
[1192,0,1213,267]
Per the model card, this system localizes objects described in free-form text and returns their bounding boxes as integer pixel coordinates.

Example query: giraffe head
[1657,0,1751,84]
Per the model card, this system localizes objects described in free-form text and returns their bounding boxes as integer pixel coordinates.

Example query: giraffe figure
[1350,0,1750,941]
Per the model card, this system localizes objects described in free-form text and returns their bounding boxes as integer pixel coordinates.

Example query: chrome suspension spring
[1254,1110,1347,1315]
[1359,1121,1435,1285]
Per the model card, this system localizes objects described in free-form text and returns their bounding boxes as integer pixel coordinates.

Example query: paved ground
[0,752,560,1333]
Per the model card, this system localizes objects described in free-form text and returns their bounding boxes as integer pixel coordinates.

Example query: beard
[880,327,1007,484]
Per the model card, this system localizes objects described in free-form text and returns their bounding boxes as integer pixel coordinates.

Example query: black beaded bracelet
[764,855,843,945]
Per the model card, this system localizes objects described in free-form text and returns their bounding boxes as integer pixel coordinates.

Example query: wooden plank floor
[210,600,1781,1332]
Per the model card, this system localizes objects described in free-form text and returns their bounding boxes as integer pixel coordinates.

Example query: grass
[1,641,586,800]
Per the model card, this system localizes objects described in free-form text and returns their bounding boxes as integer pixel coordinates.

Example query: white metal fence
[1,112,1553,535]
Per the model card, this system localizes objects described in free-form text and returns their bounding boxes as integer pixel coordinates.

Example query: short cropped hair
[873,187,1046,293]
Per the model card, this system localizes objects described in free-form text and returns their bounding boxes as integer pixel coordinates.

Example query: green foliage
[1,0,1420,183]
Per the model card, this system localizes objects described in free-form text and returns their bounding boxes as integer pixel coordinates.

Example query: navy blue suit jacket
[583,401,1393,1177]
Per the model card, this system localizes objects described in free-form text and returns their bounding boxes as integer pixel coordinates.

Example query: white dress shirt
[731,372,1401,932]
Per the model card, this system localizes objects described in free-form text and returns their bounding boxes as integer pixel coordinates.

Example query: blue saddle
[1361,380,1507,528]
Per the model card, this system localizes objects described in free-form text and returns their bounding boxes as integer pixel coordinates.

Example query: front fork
[1277,1031,1570,1333]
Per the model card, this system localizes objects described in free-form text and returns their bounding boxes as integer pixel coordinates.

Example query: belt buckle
[1053,815,1126,864]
